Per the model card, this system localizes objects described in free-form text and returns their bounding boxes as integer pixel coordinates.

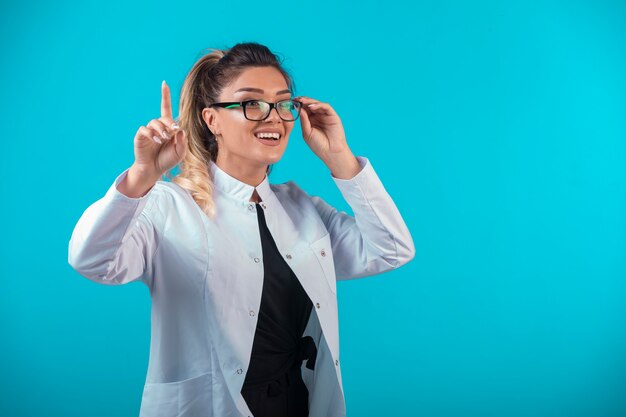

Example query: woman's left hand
[295,96,349,159]
[295,96,361,179]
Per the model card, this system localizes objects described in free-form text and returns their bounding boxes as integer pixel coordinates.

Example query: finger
[297,97,323,109]
[294,96,316,103]
[136,126,163,145]
[159,116,179,131]
[299,106,313,141]
[145,126,165,144]
[161,80,173,119]
[174,129,187,160]
[305,102,334,115]
[295,96,333,114]
[148,119,173,141]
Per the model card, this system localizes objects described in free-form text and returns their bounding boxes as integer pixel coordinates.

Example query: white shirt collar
[208,159,274,203]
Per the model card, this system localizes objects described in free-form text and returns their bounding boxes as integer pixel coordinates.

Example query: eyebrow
[234,87,291,95]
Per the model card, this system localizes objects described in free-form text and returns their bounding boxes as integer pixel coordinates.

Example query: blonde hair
[165,42,294,218]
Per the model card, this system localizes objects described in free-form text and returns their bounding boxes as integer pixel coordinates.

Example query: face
[202,66,294,179]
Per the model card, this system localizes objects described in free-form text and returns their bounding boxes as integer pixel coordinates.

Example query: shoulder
[271,180,312,203]
[270,180,330,236]
[153,179,194,203]
[270,180,324,219]
[141,179,198,222]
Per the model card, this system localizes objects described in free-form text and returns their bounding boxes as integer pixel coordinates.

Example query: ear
[202,107,221,136]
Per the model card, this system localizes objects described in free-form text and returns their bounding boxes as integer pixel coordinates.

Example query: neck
[213,156,268,202]
[249,189,262,203]
[215,157,267,186]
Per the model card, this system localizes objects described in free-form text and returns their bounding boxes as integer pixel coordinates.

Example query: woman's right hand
[117,81,187,198]
[133,80,187,179]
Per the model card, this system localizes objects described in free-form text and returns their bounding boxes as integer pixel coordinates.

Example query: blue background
[1,0,625,416]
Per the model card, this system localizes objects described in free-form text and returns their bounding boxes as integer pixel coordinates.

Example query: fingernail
[162,80,166,86]
[152,135,162,144]
[172,122,179,129]
[161,131,171,140]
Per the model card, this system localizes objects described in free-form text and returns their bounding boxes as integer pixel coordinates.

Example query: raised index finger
[161,80,173,119]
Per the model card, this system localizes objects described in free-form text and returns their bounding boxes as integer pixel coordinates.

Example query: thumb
[299,107,312,142]
[174,130,187,160]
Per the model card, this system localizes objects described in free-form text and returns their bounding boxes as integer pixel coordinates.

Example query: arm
[311,156,415,280]
[68,168,160,287]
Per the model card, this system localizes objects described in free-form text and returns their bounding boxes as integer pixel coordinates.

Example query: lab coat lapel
[261,191,341,367]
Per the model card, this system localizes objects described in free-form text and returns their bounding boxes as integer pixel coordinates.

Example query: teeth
[256,132,280,140]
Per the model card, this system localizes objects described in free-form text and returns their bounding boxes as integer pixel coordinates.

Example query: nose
[264,105,282,122]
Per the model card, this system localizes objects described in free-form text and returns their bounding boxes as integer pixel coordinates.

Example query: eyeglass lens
[245,100,301,121]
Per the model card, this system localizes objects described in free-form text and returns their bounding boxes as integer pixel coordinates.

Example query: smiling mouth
[254,135,282,147]
[255,132,281,141]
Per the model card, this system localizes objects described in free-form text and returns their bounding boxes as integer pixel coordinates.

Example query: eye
[277,101,294,110]
[245,100,264,109]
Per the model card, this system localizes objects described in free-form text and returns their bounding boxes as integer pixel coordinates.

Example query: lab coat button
[320,249,326,257]
[253,257,260,263]
[236,368,244,375]
[248,204,254,211]
[316,302,321,309]
[335,359,339,366]
[286,254,292,260]
[260,203,266,209]
[249,310,255,316]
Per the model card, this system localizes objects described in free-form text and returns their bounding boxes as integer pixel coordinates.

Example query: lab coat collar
[208,159,274,203]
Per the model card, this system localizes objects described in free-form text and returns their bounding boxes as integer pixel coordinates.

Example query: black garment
[241,202,317,417]
[241,365,309,417]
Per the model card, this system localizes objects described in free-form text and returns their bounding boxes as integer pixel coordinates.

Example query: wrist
[324,150,361,180]
[129,163,162,184]
[117,164,161,198]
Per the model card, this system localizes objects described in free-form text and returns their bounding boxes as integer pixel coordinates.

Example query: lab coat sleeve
[310,156,415,280]
[68,168,159,287]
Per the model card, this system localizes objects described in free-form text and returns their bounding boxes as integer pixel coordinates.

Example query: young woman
[68,42,415,417]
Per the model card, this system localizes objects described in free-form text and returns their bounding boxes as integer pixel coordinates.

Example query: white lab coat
[68,155,415,417]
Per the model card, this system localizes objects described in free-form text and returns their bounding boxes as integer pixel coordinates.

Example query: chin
[264,154,285,165]
[264,146,288,163]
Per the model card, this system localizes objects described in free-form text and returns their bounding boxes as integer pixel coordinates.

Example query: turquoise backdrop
[1,0,625,416]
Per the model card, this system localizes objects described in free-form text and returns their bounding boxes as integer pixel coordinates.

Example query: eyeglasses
[209,99,303,122]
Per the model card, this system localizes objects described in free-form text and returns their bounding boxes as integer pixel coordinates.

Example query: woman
[68,42,415,417]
